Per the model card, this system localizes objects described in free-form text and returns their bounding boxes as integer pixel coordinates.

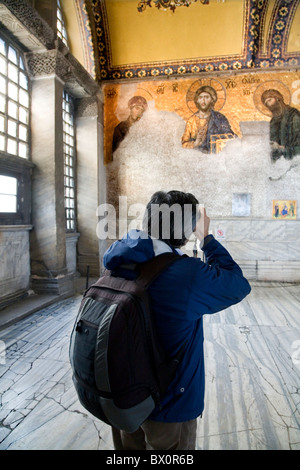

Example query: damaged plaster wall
[105,93,300,282]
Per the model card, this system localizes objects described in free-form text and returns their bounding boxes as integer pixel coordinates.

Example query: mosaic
[103,70,300,163]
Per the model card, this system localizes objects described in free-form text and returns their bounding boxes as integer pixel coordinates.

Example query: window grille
[63,90,76,232]
[0,35,30,159]
[57,0,69,47]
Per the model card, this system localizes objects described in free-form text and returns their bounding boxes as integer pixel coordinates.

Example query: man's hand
[194,207,210,242]
[270,141,285,152]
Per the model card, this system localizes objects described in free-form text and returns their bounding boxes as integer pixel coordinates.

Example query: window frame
[0,30,32,226]
[57,0,69,48]
[0,172,18,218]
[0,31,31,161]
[0,159,32,225]
[62,90,77,233]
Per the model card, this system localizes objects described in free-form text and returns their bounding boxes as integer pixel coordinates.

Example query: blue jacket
[103,230,251,423]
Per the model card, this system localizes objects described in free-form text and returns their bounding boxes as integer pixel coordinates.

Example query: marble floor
[0,282,299,450]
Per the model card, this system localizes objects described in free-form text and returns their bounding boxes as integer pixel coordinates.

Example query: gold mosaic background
[103,70,300,164]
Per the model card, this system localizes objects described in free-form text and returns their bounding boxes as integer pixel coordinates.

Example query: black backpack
[69,252,185,433]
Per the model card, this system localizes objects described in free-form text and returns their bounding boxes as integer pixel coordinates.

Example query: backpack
[69,252,185,433]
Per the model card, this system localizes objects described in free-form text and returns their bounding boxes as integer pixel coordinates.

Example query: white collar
[151,238,173,256]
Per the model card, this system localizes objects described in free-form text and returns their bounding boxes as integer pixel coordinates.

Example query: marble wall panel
[76,114,101,277]
[211,219,299,243]
[65,233,80,275]
[0,228,32,301]
[30,76,67,276]
[257,261,300,282]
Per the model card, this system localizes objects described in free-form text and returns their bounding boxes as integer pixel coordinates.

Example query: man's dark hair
[143,190,199,248]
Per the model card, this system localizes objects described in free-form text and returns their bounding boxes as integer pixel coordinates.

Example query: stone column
[76,94,105,278]
[26,46,103,293]
[27,51,72,295]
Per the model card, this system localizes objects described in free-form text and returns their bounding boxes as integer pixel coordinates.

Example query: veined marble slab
[0,287,299,450]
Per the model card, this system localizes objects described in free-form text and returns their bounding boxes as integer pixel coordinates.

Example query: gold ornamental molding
[137,0,209,13]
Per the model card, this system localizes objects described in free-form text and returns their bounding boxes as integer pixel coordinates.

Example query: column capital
[25,44,100,98]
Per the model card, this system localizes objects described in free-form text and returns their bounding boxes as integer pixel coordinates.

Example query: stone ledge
[0,289,28,312]
[0,225,33,231]
[0,276,97,331]
[0,292,68,331]
[237,259,300,282]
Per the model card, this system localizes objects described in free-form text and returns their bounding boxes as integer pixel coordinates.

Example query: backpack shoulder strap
[136,252,187,289]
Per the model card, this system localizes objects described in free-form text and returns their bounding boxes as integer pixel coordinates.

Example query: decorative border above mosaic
[81,0,300,82]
